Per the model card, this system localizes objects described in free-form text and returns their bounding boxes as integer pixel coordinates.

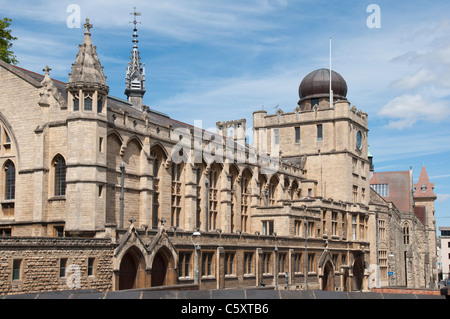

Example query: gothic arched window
[403,224,410,245]
[54,156,66,196]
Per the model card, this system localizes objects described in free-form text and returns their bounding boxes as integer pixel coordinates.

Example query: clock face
[356,131,362,150]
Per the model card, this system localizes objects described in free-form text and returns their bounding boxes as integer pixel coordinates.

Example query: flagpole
[329,37,333,108]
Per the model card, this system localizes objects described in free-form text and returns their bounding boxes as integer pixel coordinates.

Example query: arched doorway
[352,258,364,291]
[151,251,168,287]
[119,250,138,290]
[322,261,335,291]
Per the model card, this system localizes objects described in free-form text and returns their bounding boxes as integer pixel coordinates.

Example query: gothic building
[0,18,437,295]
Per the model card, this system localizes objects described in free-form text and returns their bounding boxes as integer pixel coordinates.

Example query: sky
[2,0,450,234]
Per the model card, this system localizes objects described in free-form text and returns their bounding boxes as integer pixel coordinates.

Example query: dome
[298,68,347,104]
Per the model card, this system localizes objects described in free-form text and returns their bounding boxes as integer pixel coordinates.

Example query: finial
[43,65,52,75]
[84,18,93,34]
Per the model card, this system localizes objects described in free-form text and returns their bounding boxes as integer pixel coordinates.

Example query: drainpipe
[119,162,125,228]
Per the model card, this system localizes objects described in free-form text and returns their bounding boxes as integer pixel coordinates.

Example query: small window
[356,131,362,149]
[59,258,68,278]
[201,252,214,277]
[99,137,103,153]
[12,259,22,281]
[5,161,15,200]
[178,252,192,278]
[84,95,93,111]
[87,258,95,277]
[0,228,11,237]
[97,96,103,113]
[295,127,300,143]
[317,124,323,141]
[244,252,253,275]
[54,226,64,238]
[262,220,274,235]
[311,98,319,108]
[225,253,235,275]
[73,95,79,111]
[273,129,279,145]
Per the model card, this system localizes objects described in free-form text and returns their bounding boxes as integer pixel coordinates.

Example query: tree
[0,17,18,65]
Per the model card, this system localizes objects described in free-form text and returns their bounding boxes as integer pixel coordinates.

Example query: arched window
[171,162,183,228]
[240,169,252,233]
[150,145,167,229]
[4,161,15,200]
[54,156,66,196]
[403,224,410,245]
[208,163,221,231]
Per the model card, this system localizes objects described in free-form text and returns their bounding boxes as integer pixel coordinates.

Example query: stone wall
[0,237,114,296]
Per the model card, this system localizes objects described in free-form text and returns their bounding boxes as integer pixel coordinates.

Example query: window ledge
[48,196,66,202]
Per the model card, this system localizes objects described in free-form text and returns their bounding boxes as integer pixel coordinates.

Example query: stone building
[368,165,438,288]
[0,18,437,295]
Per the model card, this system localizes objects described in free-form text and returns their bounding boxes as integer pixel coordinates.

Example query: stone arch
[352,256,364,291]
[318,250,335,291]
[150,142,169,162]
[150,246,177,287]
[147,231,178,287]
[122,137,143,175]
[322,260,335,291]
[107,131,123,170]
[290,179,300,200]
[0,111,20,165]
[118,246,147,290]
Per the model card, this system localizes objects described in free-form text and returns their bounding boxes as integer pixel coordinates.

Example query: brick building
[0,18,437,295]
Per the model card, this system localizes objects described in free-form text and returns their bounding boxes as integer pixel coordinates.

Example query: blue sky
[2,0,450,233]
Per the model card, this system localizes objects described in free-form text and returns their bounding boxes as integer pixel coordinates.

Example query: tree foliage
[0,17,18,65]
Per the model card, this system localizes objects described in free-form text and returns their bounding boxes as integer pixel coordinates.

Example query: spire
[125,7,146,109]
[414,164,437,199]
[67,18,109,94]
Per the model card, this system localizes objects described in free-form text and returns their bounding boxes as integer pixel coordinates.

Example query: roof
[414,165,437,199]
[3,62,221,137]
[413,206,427,225]
[370,171,412,213]
[298,68,348,103]
[67,19,108,93]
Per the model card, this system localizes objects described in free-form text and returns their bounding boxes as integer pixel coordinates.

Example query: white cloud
[391,69,436,91]
[378,94,450,129]
[437,194,450,203]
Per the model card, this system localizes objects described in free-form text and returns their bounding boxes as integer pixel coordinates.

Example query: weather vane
[130,7,142,27]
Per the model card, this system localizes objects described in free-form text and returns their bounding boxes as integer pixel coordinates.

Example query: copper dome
[298,68,347,104]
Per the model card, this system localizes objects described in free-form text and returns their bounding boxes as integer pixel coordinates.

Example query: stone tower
[124,9,146,110]
[65,18,109,236]
[253,68,370,205]
[413,164,438,286]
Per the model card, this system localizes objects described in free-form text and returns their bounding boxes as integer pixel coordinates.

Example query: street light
[191,231,201,285]
[304,218,308,290]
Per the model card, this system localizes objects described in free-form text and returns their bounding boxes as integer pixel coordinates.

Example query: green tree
[0,17,18,65]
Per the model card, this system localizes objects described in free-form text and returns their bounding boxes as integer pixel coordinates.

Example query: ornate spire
[67,18,109,94]
[125,7,146,109]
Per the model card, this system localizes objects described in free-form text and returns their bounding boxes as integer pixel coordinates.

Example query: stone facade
[0,237,113,295]
[0,18,437,295]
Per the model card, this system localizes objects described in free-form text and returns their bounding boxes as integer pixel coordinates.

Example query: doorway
[322,261,335,291]
[119,251,138,290]
[151,251,168,287]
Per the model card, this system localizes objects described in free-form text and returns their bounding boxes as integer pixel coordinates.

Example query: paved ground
[1,288,446,299]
